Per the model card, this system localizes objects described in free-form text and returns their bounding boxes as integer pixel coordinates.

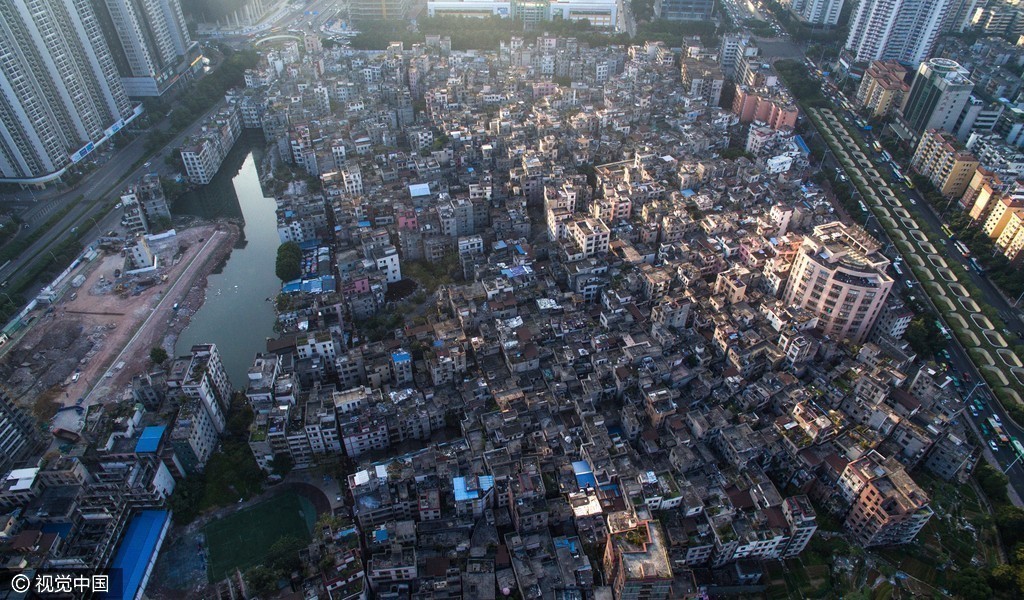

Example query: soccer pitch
[204,492,317,581]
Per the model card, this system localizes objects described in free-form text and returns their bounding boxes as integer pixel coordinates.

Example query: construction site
[0,223,240,433]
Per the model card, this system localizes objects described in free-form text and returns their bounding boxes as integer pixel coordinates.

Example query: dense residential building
[844,0,958,65]
[0,29,977,600]
[0,391,40,474]
[180,103,242,184]
[843,456,934,548]
[784,222,894,343]
[0,0,137,182]
[911,129,980,197]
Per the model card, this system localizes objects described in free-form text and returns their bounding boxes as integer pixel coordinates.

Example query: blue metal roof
[794,135,810,155]
[134,426,165,454]
[109,510,170,600]
[453,477,479,502]
[571,460,592,475]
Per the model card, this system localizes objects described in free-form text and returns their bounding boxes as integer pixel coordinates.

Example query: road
[0,99,227,295]
[809,106,1024,504]
[82,231,225,406]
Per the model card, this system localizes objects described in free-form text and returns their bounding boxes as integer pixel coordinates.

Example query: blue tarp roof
[374,529,389,542]
[681,188,696,197]
[392,351,411,363]
[134,426,165,454]
[109,510,170,600]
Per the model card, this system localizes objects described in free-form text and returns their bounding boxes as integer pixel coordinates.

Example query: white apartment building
[845,0,957,66]
[0,0,136,181]
[181,104,242,184]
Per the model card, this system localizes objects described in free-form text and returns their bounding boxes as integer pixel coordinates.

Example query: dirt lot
[0,223,239,423]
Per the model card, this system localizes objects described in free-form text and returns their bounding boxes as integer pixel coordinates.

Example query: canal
[174,133,279,387]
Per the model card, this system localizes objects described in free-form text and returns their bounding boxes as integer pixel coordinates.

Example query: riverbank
[83,221,241,406]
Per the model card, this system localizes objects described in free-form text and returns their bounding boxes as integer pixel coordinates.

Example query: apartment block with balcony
[783,222,893,344]
[910,129,980,198]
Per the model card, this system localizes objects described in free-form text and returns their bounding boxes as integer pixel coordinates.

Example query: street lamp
[1013,289,1024,308]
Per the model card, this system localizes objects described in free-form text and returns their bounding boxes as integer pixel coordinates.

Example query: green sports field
[204,492,317,581]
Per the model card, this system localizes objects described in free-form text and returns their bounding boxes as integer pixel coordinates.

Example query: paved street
[0,99,227,292]
[809,106,1024,504]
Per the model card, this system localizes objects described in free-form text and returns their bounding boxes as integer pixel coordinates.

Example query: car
[969,406,979,417]
[908,198,916,205]
[990,440,1000,452]
[905,280,914,287]
[982,424,990,436]
[144,161,151,168]
[993,414,1002,425]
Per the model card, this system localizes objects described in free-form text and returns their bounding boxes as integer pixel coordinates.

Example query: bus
[892,166,904,180]
[989,417,1010,443]
[872,141,883,153]
[1012,438,1024,459]
[941,224,955,239]
[955,241,971,258]
[881,150,892,163]
[970,258,985,274]
[935,320,952,340]
[903,175,914,188]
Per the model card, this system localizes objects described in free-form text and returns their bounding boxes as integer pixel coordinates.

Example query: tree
[948,568,992,600]
[976,464,1010,505]
[269,453,293,476]
[149,347,169,365]
[245,566,277,597]
[266,535,304,574]
[275,242,302,282]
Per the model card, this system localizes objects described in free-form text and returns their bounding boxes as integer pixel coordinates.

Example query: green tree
[275,242,302,282]
[269,453,293,476]
[245,565,277,597]
[149,347,169,365]
[976,464,1010,505]
[948,568,992,600]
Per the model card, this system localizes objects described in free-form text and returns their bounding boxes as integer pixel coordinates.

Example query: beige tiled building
[783,222,894,344]
[910,130,979,198]
[856,61,910,118]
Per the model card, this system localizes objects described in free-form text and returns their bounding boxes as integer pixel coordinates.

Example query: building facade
[899,58,974,139]
[844,0,957,66]
[93,0,196,96]
[910,129,980,197]
[0,0,136,181]
[783,222,894,344]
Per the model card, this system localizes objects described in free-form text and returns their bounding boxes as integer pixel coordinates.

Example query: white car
[990,440,999,452]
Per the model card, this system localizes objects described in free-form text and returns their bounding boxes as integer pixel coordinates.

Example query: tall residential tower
[93,0,196,96]
[0,0,135,181]
[844,0,957,66]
